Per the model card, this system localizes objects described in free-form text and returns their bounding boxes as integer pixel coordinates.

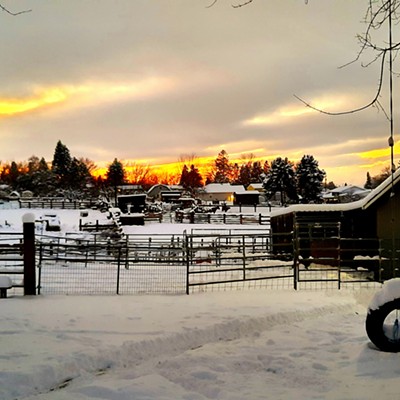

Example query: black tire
[366,298,400,352]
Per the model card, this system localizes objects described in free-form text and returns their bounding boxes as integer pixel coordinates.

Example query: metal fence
[36,233,187,295]
[0,232,24,293]
[0,229,389,295]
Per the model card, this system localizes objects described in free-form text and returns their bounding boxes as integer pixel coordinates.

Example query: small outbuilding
[197,184,247,204]
[270,169,400,279]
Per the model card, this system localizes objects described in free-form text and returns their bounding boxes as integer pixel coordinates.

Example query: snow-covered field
[1,205,397,400]
[2,289,398,400]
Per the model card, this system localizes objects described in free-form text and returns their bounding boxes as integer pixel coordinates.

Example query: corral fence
[1,226,394,295]
[18,198,100,210]
[175,211,270,225]
[0,232,24,291]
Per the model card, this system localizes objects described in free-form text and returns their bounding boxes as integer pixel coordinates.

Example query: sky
[0,0,399,186]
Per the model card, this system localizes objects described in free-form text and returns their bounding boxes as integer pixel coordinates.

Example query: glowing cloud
[242,96,357,127]
[0,88,67,116]
[0,77,177,117]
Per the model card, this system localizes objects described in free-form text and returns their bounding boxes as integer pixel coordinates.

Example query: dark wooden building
[234,191,260,206]
[270,170,400,278]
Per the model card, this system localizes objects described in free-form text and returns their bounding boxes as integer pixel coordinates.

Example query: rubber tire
[366,298,400,352]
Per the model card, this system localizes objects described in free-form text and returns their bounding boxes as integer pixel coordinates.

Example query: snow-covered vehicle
[366,279,400,352]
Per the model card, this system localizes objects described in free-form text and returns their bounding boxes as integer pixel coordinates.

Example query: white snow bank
[368,278,400,311]
[0,290,368,400]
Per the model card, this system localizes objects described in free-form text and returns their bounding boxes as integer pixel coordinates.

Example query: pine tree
[38,157,49,171]
[187,164,203,188]
[106,158,126,187]
[214,150,232,183]
[364,172,373,189]
[180,164,203,192]
[250,161,263,183]
[179,165,189,187]
[52,140,72,184]
[263,157,298,205]
[296,155,325,203]
[238,163,252,186]
[69,157,91,190]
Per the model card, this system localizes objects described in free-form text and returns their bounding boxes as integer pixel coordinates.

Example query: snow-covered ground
[2,289,398,400]
[1,205,398,399]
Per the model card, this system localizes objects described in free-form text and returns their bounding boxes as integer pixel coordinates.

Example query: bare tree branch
[205,0,218,8]
[296,0,400,118]
[232,0,254,9]
[0,3,31,16]
[294,49,388,117]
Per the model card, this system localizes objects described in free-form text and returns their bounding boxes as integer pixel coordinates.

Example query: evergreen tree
[38,157,49,171]
[69,157,91,190]
[238,163,252,186]
[250,161,263,183]
[214,150,232,183]
[296,155,325,203]
[179,164,203,191]
[364,172,372,189]
[52,140,72,184]
[188,164,203,188]
[106,158,126,187]
[263,157,298,205]
[179,165,189,187]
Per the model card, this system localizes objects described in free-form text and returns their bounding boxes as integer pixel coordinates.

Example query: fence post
[116,246,121,295]
[242,235,246,281]
[293,227,298,290]
[185,233,190,295]
[23,213,36,295]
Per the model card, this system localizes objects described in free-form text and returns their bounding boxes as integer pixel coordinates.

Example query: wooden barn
[270,169,400,279]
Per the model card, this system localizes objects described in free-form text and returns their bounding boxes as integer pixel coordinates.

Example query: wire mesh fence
[0,228,389,296]
[0,232,24,295]
[37,235,187,295]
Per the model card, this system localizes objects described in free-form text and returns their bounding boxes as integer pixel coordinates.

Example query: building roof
[271,168,400,218]
[204,183,246,194]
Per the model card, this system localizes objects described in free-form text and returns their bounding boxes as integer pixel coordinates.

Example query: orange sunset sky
[0,1,399,186]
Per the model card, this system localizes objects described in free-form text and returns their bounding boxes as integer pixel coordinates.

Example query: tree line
[0,140,388,203]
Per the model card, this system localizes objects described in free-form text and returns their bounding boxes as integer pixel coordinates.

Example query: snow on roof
[271,168,400,218]
[204,183,246,194]
[330,185,365,194]
[270,200,365,217]
[247,183,264,189]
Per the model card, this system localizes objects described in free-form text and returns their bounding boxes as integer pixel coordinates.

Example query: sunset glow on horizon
[1,2,398,189]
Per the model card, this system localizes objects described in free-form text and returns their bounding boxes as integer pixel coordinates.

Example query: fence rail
[0,229,390,295]
[0,232,24,289]
[19,198,99,210]
[175,212,270,225]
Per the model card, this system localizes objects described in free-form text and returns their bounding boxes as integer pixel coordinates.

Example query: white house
[197,183,247,204]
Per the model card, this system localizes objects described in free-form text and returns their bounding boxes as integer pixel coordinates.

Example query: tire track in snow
[15,300,357,400]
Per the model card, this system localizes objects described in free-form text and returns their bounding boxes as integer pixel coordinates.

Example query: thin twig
[294,50,387,116]
[0,4,31,16]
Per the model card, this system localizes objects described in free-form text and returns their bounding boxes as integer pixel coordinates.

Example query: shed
[117,194,146,213]
[270,169,400,277]
[234,191,260,205]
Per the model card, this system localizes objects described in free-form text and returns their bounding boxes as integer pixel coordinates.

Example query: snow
[368,278,400,311]
[2,289,399,400]
[1,205,400,399]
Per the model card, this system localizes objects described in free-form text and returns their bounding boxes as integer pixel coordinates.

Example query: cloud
[241,94,366,127]
[0,77,180,118]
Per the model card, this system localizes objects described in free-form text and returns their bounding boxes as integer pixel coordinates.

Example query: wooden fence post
[23,213,36,295]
